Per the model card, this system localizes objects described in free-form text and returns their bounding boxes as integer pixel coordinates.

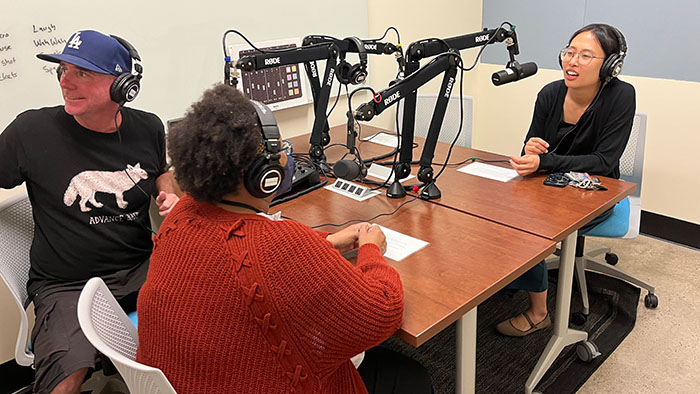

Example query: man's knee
[50,368,88,394]
[31,289,97,394]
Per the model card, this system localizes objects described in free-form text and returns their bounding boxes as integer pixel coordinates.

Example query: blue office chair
[398,93,473,148]
[547,112,658,323]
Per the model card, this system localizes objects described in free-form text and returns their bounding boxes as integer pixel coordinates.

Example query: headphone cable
[309,194,419,229]
[115,107,157,236]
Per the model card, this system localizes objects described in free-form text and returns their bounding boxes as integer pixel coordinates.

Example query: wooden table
[284,125,635,393]
[282,128,555,393]
[279,181,555,347]
[395,127,637,394]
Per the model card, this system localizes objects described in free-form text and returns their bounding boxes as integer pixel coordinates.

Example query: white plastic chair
[398,93,473,148]
[547,112,657,322]
[77,277,177,394]
[0,191,35,367]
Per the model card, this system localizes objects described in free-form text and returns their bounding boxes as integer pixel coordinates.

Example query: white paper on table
[366,163,416,183]
[457,162,519,182]
[377,225,429,262]
[363,132,399,148]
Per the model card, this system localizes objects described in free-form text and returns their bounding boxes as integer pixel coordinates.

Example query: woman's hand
[524,137,549,155]
[510,154,541,176]
[327,223,370,253]
[358,224,387,255]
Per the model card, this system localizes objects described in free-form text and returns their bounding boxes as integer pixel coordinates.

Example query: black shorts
[29,260,148,394]
[358,347,433,394]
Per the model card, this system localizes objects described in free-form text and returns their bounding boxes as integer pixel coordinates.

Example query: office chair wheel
[604,252,618,265]
[644,293,658,308]
[571,312,588,326]
[576,341,601,362]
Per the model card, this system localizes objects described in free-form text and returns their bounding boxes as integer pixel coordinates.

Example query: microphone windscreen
[491,62,538,86]
[520,62,538,78]
[334,160,361,180]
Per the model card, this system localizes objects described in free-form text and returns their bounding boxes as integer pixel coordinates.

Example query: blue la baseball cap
[37,30,131,76]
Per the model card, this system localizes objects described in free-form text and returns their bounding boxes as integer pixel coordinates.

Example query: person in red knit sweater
[136,84,432,394]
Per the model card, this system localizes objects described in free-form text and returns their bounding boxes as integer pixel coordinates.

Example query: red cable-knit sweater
[136,195,404,394]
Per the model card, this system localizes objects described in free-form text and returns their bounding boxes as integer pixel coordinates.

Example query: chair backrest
[398,93,473,148]
[620,112,647,238]
[0,191,35,366]
[619,112,647,198]
[77,277,177,394]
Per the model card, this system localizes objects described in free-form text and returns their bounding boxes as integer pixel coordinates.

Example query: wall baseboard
[0,360,33,393]
[641,210,700,249]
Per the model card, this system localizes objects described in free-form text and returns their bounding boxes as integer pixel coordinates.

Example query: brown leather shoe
[496,312,551,337]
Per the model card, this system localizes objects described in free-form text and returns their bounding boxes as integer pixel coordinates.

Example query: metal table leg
[524,232,588,394]
[456,307,477,394]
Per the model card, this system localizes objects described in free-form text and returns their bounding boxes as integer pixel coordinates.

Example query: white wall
[473,66,700,225]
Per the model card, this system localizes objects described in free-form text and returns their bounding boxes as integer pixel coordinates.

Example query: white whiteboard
[0,0,368,130]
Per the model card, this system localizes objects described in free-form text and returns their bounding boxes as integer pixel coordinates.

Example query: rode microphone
[491,61,538,86]
[334,159,367,181]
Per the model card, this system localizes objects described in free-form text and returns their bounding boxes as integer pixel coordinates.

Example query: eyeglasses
[559,47,605,66]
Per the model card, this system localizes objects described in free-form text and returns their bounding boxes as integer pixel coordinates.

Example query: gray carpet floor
[383,234,700,394]
[577,235,700,394]
[382,270,639,394]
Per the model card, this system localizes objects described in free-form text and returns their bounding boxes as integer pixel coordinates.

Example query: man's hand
[524,137,549,155]
[510,154,541,177]
[155,191,179,216]
[326,223,369,253]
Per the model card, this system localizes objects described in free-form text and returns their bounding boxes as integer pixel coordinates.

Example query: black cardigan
[523,78,636,179]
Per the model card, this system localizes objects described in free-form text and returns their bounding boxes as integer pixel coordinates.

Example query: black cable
[476,158,511,163]
[432,57,465,182]
[366,106,403,190]
[270,179,329,207]
[548,78,610,154]
[367,26,401,43]
[115,107,157,236]
[325,82,343,118]
[222,30,267,57]
[222,30,335,59]
[366,26,405,77]
[310,194,419,229]
[458,22,511,72]
[374,156,510,167]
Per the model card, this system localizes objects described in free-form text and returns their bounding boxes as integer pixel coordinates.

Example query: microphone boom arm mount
[354,51,462,199]
[397,26,520,184]
[235,43,341,163]
[301,35,403,160]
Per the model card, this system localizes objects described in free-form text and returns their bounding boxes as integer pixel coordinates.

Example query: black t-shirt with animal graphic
[0,106,167,290]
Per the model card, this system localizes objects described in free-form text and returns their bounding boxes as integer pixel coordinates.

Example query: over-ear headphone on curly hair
[558,25,627,82]
[599,26,626,82]
[335,36,368,85]
[109,35,143,104]
[244,100,285,198]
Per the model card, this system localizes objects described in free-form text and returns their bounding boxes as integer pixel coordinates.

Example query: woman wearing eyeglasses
[498,24,636,337]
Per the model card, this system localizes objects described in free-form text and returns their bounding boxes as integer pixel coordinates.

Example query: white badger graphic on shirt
[63,163,149,212]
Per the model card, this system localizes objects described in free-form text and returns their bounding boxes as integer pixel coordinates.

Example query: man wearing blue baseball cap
[0,29,179,394]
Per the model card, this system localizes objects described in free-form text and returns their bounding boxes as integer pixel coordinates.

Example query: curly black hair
[167,84,262,202]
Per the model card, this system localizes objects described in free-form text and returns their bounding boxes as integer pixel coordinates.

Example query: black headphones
[558,26,627,82]
[599,27,626,82]
[109,35,143,104]
[335,36,368,85]
[55,35,143,105]
[244,100,285,198]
